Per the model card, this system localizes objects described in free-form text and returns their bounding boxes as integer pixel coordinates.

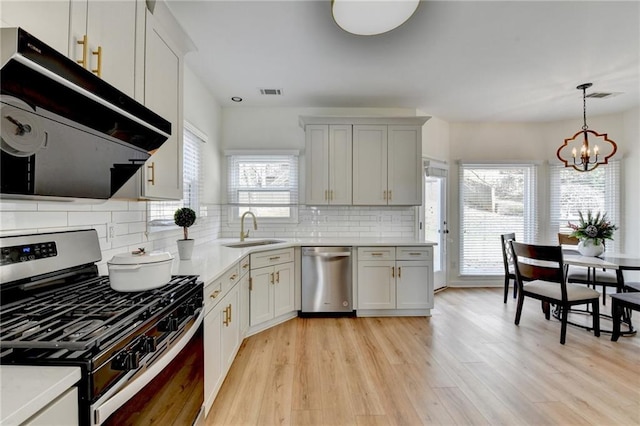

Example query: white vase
[177,239,195,260]
[577,239,604,257]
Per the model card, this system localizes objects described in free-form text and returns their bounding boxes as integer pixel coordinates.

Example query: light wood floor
[205,288,640,425]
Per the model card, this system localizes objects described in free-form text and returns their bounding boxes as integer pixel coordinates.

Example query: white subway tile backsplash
[1,211,68,230]
[112,211,144,224]
[68,211,112,227]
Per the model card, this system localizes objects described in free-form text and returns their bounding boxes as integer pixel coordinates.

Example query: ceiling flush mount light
[556,83,617,172]
[332,0,420,36]
[231,96,242,102]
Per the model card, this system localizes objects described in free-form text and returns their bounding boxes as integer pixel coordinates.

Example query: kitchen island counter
[0,365,81,425]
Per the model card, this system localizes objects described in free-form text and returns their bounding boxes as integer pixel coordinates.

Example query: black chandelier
[556,83,618,172]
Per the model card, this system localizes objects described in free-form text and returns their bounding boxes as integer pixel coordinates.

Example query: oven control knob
[159,316,179,332]
[112,350,140,371]
[142,335,157,352]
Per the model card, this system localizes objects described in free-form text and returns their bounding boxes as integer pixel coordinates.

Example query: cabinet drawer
[220,264,240,294]
[239,255,250,277]
[358,246,395,261]
[250,248,294,269]
[204,281,222,314]
[396,246,432,261]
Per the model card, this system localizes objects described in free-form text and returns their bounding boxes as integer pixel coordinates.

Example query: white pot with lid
[108,250,174,292]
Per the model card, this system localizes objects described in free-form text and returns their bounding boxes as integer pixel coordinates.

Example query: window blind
[459,163,537,275]
[227,153,299,219]
[148,124,205,226]
[548,161,621,251]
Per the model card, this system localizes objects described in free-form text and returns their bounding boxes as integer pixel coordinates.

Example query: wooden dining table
[562,250,640,337]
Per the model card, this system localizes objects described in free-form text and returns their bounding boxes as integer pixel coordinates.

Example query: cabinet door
[204,305,223,414]
[250,266,275,326]
[305,125,329,205]
[221,285,240,369]
[357,261,396,309]
[388,126,422,205]
[353,125,388,205]
[273,261,295,317]
[83,0,137,97]
[1,2,71,56]
[396,261,432,309]
[329,125,352,205]
[142,9,183,199]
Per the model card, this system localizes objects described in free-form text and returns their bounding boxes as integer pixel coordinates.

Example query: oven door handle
[92,310,204,425]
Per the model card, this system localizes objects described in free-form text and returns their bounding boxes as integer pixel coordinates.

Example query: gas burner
[63,319,106,341]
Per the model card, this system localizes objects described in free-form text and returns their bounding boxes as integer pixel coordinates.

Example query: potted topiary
[174,207,197,260]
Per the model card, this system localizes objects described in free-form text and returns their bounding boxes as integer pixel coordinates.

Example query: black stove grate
[0,275,199,352]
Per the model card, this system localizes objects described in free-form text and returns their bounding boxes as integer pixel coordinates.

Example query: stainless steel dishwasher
[302,247,353,314]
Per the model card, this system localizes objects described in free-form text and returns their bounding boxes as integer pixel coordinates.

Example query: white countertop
[0,365,81,425]
[175,237,436,285]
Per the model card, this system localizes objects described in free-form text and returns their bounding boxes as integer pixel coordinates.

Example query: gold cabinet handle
[228,304,232,323]
[269,256,280,261]
[147,162,155,185]
[392,266,395,278]
[270,272,275,284]
[276,271,280,283]
[223,306,229,326]
[92,45,102,77]
[398,267,401,278]
[371,252,383,257]
[389,190,392,201]
[383,190,387,200]
[210,289,221,299]
[409,252,422,256]
[330,190,334,200]
[249,277,253,291]
[242,263,249,270]
[77,35,88,68]
[229,273,238,281]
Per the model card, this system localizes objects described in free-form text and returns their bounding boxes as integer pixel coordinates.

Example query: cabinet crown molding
[298,116,430,128]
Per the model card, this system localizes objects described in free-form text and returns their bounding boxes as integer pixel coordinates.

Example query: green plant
[568,210,617,245]
[174,207,196,240]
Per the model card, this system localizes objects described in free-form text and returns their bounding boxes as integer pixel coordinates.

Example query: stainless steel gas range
[0,230,204,425]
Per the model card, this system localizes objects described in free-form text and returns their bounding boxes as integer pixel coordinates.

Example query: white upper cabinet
[305,124,352,205]
[0,1,71,55]
[69,0,138,97]
[353,125,388,205]
[387,125,422,205]
[300,116,429,207]
[141,8,183,199]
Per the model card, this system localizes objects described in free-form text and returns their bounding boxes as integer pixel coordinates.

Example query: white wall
[421,114,450,162]
[447,109,639,286]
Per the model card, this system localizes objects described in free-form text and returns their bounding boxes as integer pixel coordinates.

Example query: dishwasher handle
[302,249,351,258]
[303,251,351,258]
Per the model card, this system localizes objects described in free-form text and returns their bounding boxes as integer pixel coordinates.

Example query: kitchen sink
[223,239,285,248]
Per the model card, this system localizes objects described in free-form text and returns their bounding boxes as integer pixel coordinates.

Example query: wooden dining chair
[558,233,618,303]
[501,233,517,303]
[511,241,601,344]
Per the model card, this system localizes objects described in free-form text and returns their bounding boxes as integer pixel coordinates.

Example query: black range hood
[0,27,171,201]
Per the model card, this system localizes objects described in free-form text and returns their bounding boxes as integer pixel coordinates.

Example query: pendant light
[331,0,420,36]
[556,83,617,172]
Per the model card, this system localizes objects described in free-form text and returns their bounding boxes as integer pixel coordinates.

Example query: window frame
[458,162,538,276]
[226,151,299,224]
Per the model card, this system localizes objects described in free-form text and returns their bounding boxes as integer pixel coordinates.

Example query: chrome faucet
[240,211,258,241]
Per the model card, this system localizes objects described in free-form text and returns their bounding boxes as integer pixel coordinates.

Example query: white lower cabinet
[24,387,78,426]
[249,248,296,329]
[357,246,433,314]
[204,273,242,415]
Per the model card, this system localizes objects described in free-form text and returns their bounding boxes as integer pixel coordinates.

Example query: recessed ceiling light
[332,0,420,36]
[231,96,242,102]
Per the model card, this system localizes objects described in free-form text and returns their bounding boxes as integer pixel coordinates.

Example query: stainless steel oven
[0,230,204,425]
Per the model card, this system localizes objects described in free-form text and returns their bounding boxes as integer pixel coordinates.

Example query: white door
[420,159,448,291]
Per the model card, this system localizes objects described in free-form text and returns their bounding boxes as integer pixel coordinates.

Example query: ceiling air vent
[259,88,283,96]
[585,92,621,99]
